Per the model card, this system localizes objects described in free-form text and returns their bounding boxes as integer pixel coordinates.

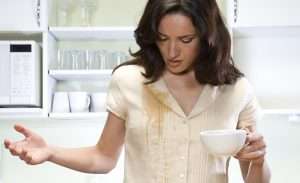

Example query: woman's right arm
[4,112,125,174]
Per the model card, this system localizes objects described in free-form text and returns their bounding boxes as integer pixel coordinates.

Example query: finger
[238,149,266,161]
[240,142,266,154]
[247,133,263,144]
[9,145,18,156]
[25,152,33,164]
[22,149,32,164]
[4,139,12,149]
[7,143,22,156]
[14,124,33,138]
[15,144,23,155]
[20,148,27,160]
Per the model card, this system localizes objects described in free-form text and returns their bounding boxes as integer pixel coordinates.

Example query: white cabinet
[0,0,47,31]
[223,0,300,113]
[225,0,300,37]
[232,0,300,27]
[233,36,300,113]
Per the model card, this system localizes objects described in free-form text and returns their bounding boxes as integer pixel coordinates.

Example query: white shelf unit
[49,26,135,41]
[46,25,134,119]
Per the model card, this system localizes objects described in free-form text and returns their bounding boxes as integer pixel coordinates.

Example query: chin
[167,67,192,75]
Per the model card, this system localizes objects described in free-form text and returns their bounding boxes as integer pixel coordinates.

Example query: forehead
[158,13,196,35]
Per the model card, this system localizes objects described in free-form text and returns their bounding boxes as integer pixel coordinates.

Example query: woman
[4,0,271,182]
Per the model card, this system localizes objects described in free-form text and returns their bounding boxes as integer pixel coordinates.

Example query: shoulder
[111,64,145,81]
[219,77,253,95]
[110,64,146,93]
[112,65,144,79]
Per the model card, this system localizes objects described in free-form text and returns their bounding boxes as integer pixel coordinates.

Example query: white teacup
[90,92,106,112]
[52,92,70,113]
[69,92,90,113]
[200,129,247,157]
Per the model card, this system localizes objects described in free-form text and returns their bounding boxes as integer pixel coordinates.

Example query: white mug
[90,92,106,112]
[52,92,70,113]
[69,92,90,113]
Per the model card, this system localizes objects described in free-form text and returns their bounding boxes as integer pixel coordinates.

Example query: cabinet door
[233,0,300,27]
[0,0,41,30]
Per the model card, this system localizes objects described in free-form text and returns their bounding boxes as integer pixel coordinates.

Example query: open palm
[4,124,51,165]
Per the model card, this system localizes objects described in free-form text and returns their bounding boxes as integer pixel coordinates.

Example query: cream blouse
[106,65,262,183]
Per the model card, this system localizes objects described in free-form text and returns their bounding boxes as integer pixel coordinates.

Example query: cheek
[184,46,199,61]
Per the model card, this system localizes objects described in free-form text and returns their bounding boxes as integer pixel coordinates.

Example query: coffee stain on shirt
[142,84,170,183]
[142,84,170,139]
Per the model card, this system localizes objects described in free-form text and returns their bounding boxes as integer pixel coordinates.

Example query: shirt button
[179,173,185,178]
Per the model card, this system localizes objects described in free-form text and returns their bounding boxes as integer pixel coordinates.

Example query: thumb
[14,124,34,138]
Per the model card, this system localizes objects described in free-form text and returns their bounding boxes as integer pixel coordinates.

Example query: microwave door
[10,44,36,107]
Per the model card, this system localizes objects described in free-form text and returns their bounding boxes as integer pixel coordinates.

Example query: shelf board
[233,25,300,38]
[49,69,112,81]
[49,26,135,41]
[0,28,45,34]
[0,108,45,119]
[49,112,108,120]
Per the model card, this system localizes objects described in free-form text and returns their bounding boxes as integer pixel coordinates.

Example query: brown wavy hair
[114,0,244,85]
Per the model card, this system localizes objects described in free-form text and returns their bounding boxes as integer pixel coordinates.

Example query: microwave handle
[36,0,41,27]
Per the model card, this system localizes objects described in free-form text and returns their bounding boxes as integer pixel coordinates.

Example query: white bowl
[200,129,247,157]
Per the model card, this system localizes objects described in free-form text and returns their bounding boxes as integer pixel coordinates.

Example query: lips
[167,60,182,67]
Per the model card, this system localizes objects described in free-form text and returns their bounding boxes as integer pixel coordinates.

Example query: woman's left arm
[235,127,271,183]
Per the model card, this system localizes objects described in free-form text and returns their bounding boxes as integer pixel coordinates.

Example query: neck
[163,70,200,89]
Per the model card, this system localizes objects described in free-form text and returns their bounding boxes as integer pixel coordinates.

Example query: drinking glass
[106,51,127,69]
[78,0,98,26]
[71,49,86,70]
[97,49,108,69]
[86,50,97,69]
[57,49,73,70]
[57,0,74,26]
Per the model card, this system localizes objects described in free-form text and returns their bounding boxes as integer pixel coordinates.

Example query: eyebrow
[158,32,197,38]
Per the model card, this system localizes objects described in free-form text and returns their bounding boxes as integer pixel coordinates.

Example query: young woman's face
[156,13,200,75]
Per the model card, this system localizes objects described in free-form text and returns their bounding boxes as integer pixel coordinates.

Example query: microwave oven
[0,41,42,107]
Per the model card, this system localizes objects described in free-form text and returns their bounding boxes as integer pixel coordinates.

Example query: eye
[157,36,168,42]
[180,37,194,43]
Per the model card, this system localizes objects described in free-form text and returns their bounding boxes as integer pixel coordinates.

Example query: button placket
[177,118,190,183]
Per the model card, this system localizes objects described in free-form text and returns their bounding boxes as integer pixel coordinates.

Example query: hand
[4,124,52,165]
[234,131,267,165]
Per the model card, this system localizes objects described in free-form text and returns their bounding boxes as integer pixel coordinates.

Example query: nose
[167,41,180,59]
